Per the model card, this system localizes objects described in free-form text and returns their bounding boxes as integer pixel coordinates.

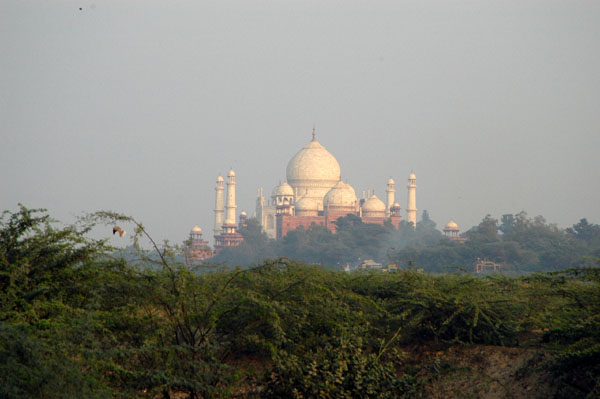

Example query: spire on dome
[312,125,316,141]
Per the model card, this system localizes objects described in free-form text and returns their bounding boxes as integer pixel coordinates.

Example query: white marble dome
[285,137,341,210]
[274,182,294,197]
[362,194,386,214]
[286,139,340,187]
[324,181,357,208]
[295,196,319,211]
[191,226,202,234]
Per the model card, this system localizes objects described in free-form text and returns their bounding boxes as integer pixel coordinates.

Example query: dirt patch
[413,345,555,399]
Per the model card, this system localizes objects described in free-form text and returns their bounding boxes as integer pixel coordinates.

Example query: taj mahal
[205,129,418,254]
[184,130,464,260]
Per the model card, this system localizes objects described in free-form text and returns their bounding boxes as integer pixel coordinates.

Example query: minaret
[213,175,225,236]
[386,178,395,217]
[214,169,243,252]
[406,172,417,227]
[255,187,264,228]
[224,169,237,227]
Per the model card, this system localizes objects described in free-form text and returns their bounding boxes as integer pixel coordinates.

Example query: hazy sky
[2,0,599,247]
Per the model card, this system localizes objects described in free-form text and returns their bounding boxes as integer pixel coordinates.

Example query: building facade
[253,131,415,239]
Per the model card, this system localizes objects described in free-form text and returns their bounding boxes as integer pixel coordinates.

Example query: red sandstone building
[184,226,213,262]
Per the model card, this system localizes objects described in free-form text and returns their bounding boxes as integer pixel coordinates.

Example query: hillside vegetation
[1,206,599,398]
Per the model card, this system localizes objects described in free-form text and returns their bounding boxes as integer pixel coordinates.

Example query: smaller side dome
[240,211,247,216]
[362,194,386,218]
[362,194,386,212]
[294,196,319,217]
[216,176,224,182]
[295,196,319,211]
[272,182,295,205]
[408,172,416,180]
[392,202,401,208]
[275,182,294,196]
[228,169,236,177]
[387,178,395,185]
[191,226,202,234]
[324,181,357,208]
[444,220,459,231]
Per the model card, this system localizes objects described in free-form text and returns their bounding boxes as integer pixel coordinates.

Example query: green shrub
[263,335,421,399]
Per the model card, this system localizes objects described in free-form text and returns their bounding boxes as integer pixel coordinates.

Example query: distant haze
[2,0,599,247]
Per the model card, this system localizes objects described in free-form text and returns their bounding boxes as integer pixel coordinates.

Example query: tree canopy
[209,210,600,274]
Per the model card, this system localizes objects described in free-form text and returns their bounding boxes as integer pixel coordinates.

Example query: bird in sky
[113,226,126,237]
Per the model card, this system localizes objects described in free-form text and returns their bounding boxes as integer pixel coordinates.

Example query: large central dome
[286,137,341,210]
[286,138,341,184]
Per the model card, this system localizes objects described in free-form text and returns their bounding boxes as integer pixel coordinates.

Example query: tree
[0,205,113,398]
[211,217,276,267]
[466,214,499,244]
[333,213,364,230]
[499,214,515,234]
[415,211,443,247]
[334,215,393,262]
[420,210,436,229]
[567,218,600,243]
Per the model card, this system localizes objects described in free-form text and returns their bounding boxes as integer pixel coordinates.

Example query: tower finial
[312,124,316,141]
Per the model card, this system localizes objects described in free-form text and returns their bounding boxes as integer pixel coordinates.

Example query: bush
[263,335,421,399]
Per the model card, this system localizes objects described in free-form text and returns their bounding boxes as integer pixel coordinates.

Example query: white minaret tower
[213,175,225,236]
[386,178,395,217]
[406,171,417,227]
[224,169,237,227]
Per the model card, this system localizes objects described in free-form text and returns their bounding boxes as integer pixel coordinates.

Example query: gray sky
[2,0,599,247]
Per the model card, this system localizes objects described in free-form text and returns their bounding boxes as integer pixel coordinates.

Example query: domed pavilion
[443,220,466,242]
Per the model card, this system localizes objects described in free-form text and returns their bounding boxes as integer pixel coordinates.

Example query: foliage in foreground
[1,206,600,398]
[264,335,420,399]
